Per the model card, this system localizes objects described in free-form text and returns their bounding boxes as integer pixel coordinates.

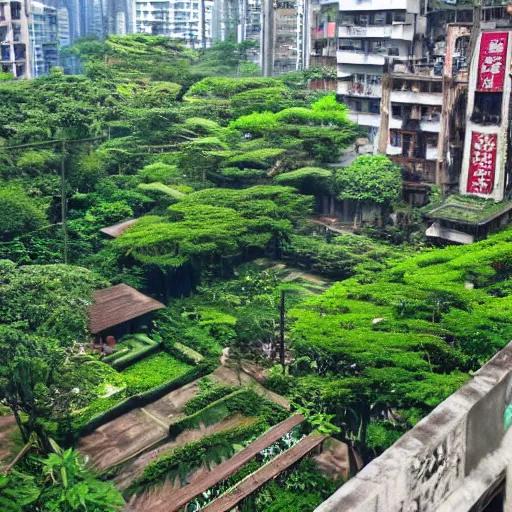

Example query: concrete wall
[316,341,512,512]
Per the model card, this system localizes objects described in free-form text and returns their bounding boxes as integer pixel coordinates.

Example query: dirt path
[79,363,289,474]
[0,416,18,467]
[118,414,258,494]
[78,378,205,470]
[78,409,168,470]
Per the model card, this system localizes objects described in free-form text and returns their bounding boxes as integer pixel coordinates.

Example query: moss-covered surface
[121,352,192,395]
[425,195,512,224]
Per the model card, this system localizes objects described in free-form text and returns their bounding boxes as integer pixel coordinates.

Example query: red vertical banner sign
[477,32,508,92]
[467,132,497,195]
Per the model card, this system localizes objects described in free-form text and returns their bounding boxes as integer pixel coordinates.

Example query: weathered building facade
[377,24,471,206]
[459,29,512,202]
[336,0,424,144]
[261,0,311,76]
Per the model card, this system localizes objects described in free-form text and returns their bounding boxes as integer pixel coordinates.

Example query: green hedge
[168,388,287,439]
[185,77,283,99]
[103,336,162,371]
[183,384,238,415]
[163,340,203,366]
[128,421,268,493]
[76,359,217,438]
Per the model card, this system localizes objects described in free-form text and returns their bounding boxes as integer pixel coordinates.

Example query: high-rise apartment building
[30,0,58,76]
[1,0,61,79]
[136,0,213,47]
[310,0,337,69]
[44,0,134,46]
[336,0,424,144]
[0,0,31,78]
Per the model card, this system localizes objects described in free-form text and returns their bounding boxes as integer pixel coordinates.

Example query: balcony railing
[337,50,386,66]
[338,80,382,98]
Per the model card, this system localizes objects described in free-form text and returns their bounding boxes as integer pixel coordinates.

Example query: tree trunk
[12,408,28,444]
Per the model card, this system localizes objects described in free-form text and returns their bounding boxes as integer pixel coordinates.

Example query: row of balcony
[338,23,414,41]
[338,80,442,104]
[337,48,410,65]
[339,0,420,14]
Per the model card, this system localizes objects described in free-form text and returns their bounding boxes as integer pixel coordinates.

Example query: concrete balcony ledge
[337,50,385,66]
[348,112,381,128]
[338,25,392,38]
[337,81,382,98]
[338,24,414,41]
[420,120,441,133]
[338,0,419,12]
[386,144,403,156]
[390,90,443,106]
[316,340,512,512]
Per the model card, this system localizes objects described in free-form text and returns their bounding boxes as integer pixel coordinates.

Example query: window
[425,133,438,148]
[339,39,363,51]
[431,81,442,93]
[390,130,402,148]
[393,12,406,23]
[13,25,21,41]
[369,100,380,114]
[355,14,369,26]
[472,91,502,124]
[1,46,10,61]
[10,1,21,19]
[373,13,386,25]
[355,100,362,112]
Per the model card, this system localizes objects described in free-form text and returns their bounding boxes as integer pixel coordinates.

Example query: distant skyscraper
[136,0,213,48]
[30,1,59,76]
[261,0,310,76]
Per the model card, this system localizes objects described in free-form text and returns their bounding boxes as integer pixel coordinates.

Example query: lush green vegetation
[121,352,192,394]
[2,30,512,512]
[266,227,512,459]
[3,440,124,511]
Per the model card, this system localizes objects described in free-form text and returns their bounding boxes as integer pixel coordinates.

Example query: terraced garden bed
[122,352,193,395]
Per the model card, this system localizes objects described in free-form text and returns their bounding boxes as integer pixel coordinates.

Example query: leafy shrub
[230,111,282,134]
[230,87,290,116]
[225,148,285,170]
[0,185,47,241]
[169,388,287,438]
[185,77,283,99]
[274,167,333,195]
[336,155,402,204]
[138,163,182,184]
[281,234,399,279]
[183,380,238,415]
